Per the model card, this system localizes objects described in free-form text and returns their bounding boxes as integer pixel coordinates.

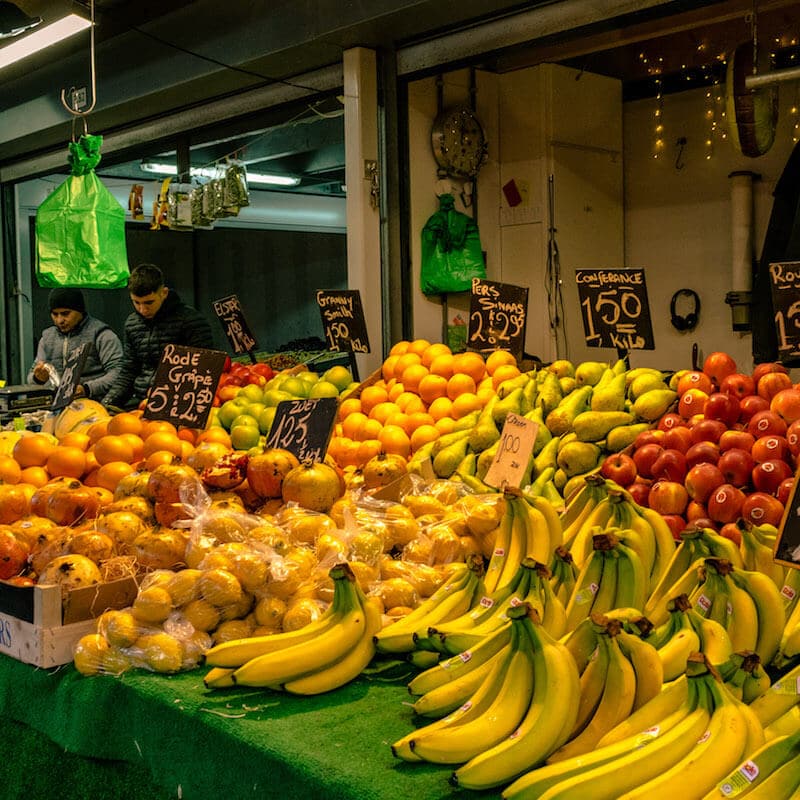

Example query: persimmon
[45,446,88,479]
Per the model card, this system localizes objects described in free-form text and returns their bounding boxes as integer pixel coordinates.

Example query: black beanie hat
[48,287,86,314]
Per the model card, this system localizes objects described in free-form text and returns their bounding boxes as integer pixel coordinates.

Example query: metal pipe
[745,65,800,89]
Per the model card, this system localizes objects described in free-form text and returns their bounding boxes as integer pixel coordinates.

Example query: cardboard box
[0,577,139,668]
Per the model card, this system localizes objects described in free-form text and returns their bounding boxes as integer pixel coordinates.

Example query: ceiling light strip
[0,14,91,71]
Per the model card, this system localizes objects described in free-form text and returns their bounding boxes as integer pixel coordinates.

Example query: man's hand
[32,362,50,384]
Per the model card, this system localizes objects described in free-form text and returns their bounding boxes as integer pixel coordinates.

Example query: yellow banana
[645,534,707,622]
[483,501,515,593]
[742,659,772,705]
[496,499,528,589]
[617,629,663,711]
[569,499,614,568]
[735,755,800,799]
[635,505,678,589]
[569,631,610,738]
[764,704,800,741]
[526,493,564,551]
[779,567,800,620]
[722,573,760,654]
[589,549,618,618]
[729,566,784,666]
[649,557,707,626]
[749,659,800,727]
[613,542,647,612]
[622,516,656,586]
[685,606,733,667]
[657,614,701,681]
[540,569,568,640]
[561,616,599,675]
[740,524,786,588]
[564,547,604,631]
[698,528,744,568]
[203,666,236,689]
[550,547,578,607]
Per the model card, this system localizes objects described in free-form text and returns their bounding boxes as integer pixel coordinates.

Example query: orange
[485,349,517,375]
[356,439,383,465]
[82,469,100,487]
[196,427,232,448]
[106,412,144,437]
[451,392,483,419]
[45,446,87,479]
[19,466,49,488]
[393,352,422,381]
[359,418,383,442]
[452,351,487,384]
[401,395,425,415]
[428,396,453,421]
[359,385,389,414]
[429,353,455,379]
[378,425,411,458]
[144,450,176,471]
[142,431,183,459]
[96,461,136,492]
[446,373,477,401]
[406,338,432,356]
[389,341,411,356]
[406,411,436,432]
[342,411,369,440]
[418,374,448,405]
[434,416,456,434]
[180,440,195,461]
[177,427,199,445]
[140,420,178,440]
[381,355,400,382]
[492,363,522,390]
[410,424,440,452]
[369,401,401,425]
[120,433,145,463]
[388,381,406,402]
[421,342,452,368]
[476,380,496,404]
[0,455,22,484]
[86,419,109,443]
[13,434,57,468]
[400,363,429,393]
[58,432,91,451]
[385,411,411,434]
[93,435,136,466]
[338,397,362,421]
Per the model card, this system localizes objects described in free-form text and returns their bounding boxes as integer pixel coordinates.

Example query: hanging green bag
[420,193,486,295]
[35,134,129,288]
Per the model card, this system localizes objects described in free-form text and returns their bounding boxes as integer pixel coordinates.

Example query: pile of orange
[327,340,520,468]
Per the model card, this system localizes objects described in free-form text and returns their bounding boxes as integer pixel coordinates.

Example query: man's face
[131,286,168,319]
[50,308,82,333]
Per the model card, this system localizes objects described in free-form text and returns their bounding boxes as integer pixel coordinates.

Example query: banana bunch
[738,521,786,589]
[202,562,381,694]
[564,530,648,631]
[373,558,483,654]
[503,654,764,800]
[392,602,538,765]
[549,546,578,606]
[773,570,800,668]
[779,566,800,621]
[483,492,562,594]
[705,727,800,799]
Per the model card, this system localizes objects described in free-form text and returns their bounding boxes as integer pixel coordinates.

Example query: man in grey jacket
[28,287,124,401]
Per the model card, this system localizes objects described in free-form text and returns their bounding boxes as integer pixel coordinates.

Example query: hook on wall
[675,136,687,170]
[59,0,96,123]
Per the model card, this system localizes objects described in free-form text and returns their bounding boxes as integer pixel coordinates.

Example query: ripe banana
[203,666,236,688]
[484,500,516,593]
[741,658,771,706]
[568,498,614,568]
[685,605,734,667]
[657,612,701,682]
[496,498,528,589]
[564,546,605,631]
[569,630,610,738]
[550,546,578,607]
[729,566,784,666]
[740,523,786,588]
[734,755,800,799]
[749,660,800,727]
[634,504,678,590]
[613,541,647,612]
[722,571,760,654]
[617,629,663,711]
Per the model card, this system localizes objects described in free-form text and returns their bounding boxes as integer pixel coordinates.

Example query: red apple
[703,393,741,427]
[627,481,651,506]
[633,443,665,479]
[664,425,693,453]
[685,441,721,467]
[662,514,689,539]
[658,413,685,432]
[679,389,709,419]
[719,522,742,547]
[787,420,800,458]
[777,477,795,506]
[758,371,793,402]
[747,410,788,439]
[677,371,715,396]
[741,492,786,526]
[686,499,709,521]
[600,453,637,487]
[707,483,746,523]
[717,448,755,487]
[751,435,790,464]
[651,449,688,482]
[753,361,789,387]
[634,429,666,449]
[685,462,726,503]
[752,459,794,494]
[719,373,755,400]
[771,388,800,425]
[690,418,727,445]
[690,516,718,532]
[648,480,689,515]
[718,429,755,453]
[738,395,771,424]
[703,352,737,387]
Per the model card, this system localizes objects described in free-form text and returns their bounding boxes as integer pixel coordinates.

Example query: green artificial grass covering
[0,654,502,800]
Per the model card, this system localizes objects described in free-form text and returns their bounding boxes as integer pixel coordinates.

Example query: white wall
[624,85,797,374]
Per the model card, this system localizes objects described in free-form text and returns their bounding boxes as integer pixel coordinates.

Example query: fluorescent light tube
[0,14,91,70]
[140,161,301,187]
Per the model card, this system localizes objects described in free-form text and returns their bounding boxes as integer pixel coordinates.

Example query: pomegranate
[281,462,344,513]
[45,481,101,526]
[362,453,408,490]
[147,463,202,504]
[0,530,29,579]
[246,448,300,499]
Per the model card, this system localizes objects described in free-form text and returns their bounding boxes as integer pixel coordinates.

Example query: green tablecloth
[0,654,501,800]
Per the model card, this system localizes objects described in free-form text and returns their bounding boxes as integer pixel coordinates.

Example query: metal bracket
[364,159,379,209]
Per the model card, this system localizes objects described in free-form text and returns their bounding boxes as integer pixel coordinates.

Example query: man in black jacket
[104,264,214,409]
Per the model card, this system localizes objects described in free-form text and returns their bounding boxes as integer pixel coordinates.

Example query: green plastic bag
[420,194,486,295]
[35,134,129,288]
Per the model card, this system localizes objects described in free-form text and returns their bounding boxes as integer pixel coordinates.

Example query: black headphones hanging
[670,289,701,331]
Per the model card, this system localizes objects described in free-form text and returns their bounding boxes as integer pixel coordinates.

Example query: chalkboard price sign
[266,397,338,463]
[144,345,228,428]
[769,261,800,362]
[468,279,529,359]
[576,268,654,351]
[52,343,90,411]
[212,294,259,356]
[774,476,800,572]
[316,290,370,353]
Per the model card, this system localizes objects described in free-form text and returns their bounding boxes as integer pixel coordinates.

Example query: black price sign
[769,261,800,362]
[51,343,89,410]
[468,279,528,359]
[316,290,370,353]
[266,397,338,463]
[576,269,654,351]
[144,345,227,428]
[212,294,259,356]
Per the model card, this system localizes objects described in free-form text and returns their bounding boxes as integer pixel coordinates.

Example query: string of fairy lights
[641,32,799,162]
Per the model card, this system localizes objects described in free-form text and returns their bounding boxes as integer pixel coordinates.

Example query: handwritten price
[469,309,525,346]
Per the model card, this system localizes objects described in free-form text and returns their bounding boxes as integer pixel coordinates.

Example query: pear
[433,435,469,479]
[624,367,665,389]
[468,411,500,452]
[407,439,437,475]
[628,373,669,401]
[668,369,690,391]
[574,361,609,387]
[476,439,500,480]
[524,407,552,454]
[594,368,616,388]
[558,431,578,450]
[455,451,478,479]
[528,466,555,496]
[611,358,628,376]
[553,468,568,491]
[522,374,539,409]
[632,388,678,422]
[535,372,563,417]
[559,376,577,395]
[496,373,530,398]
[557,441,602,477]
[542,480,565,510]
[590,371,627,412]
[605,422,652,452]
[548,360,575,378]
[431,428,470,457]
[492,387,525,427]
[572,411,635,442]
[533,436,560,475]
[545,385,592,436]
[453,408,481,432]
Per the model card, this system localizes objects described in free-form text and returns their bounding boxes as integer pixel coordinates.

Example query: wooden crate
[0,577,138,668]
